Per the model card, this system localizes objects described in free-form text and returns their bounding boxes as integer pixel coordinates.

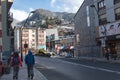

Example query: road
[35,56,120,80]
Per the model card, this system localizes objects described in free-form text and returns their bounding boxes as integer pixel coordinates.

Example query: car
[36,49,51,57]
[46,52,55,56]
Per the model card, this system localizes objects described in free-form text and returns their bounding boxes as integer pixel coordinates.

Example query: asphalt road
[35,56,120,80]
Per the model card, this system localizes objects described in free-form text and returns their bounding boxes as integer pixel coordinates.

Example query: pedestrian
[25,49,35,80]
[10,52,22,80]
[105,48,110,60]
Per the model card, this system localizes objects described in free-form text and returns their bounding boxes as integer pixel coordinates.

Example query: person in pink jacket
[10,52,22,80]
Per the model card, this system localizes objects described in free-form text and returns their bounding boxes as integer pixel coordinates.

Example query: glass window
[114,0,120,4]
[98,0,106,10]
[99,14,107,25]
[115,8,120,20]
[32,34,35,37]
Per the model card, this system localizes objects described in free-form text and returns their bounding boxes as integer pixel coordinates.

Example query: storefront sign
[99,21,120,37]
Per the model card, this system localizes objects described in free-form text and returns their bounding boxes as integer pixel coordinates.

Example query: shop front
[99,21,120,58]
[106,35,120,60]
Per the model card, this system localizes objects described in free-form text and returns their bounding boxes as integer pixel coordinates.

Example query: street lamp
[90,4,100,24]
[20,11,35,61]
[90,4,111,57]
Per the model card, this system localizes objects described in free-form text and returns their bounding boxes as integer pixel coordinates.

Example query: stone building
[93,0,120,58]
[74,0,101,57]
[75,0,120,58]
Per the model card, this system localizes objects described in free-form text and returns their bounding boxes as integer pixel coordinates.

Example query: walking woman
[10,52,22,80]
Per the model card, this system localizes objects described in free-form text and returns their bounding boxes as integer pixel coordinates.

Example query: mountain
[55,12,74,23]
[19,9,75,27]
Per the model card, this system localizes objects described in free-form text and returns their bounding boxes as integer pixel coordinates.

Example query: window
[32,30,35,33]
[32,34,35,37]
[23,34,28,37]
[32,44,35,46]
[23,30,28,32]
[99,14,107,25]
[114,0,120,4]
[98,0,106,10]
[115,8,120,20]
[32,39,35,41]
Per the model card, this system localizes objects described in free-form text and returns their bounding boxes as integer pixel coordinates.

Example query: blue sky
[11,0,84,21]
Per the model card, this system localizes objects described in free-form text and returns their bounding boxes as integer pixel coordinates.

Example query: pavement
[0,61,48,80]
[1,55,120,80]
[69,56,120,64]
[53,54,120,64]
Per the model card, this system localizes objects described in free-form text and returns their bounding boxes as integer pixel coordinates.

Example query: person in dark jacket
[25,50,35,80]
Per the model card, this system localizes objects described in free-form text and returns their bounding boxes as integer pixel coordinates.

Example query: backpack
[13,57,19,65]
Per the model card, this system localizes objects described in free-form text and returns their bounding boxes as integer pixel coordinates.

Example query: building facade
[15,27,46,54]
[75,0,120,58]
[0,0,2,60]
[93,0,120,58]
[1,0,13,59]
[46,28,59,51]
[74,0,101,57]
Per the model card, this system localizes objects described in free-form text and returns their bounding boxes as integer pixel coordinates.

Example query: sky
[10,0,84,21]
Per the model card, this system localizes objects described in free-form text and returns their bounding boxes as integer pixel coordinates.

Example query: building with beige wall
[15,27,46,54]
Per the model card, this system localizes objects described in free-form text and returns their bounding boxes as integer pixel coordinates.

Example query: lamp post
[90,4,111,58]
[20,11,35,61]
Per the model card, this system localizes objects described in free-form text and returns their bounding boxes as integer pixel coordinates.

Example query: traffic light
[24,43,28,48]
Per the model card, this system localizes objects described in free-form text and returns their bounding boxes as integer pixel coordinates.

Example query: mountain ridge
[19,8,75,27]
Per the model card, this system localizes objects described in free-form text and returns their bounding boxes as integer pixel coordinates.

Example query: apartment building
[75,0,120,58]
[93,0,120,58]
[37,28,46,50]
[15,27,46,54]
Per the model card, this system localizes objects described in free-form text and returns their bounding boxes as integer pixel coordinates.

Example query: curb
[77,57,120,64]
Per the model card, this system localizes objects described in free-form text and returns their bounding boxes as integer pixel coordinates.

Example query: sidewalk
[56,54,120,64]
[75,56,120,64]
[0,62,48,80]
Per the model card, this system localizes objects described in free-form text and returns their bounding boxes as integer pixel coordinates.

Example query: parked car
[46,52,55,56]
[36,49,51,57]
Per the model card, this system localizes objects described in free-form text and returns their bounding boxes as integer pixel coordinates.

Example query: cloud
[29,8,34,12]
[53,0,84,13]
[10,8,29,21]
[51,0,56,7]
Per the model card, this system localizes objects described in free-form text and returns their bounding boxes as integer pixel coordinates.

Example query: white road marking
[60,59,120,75]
